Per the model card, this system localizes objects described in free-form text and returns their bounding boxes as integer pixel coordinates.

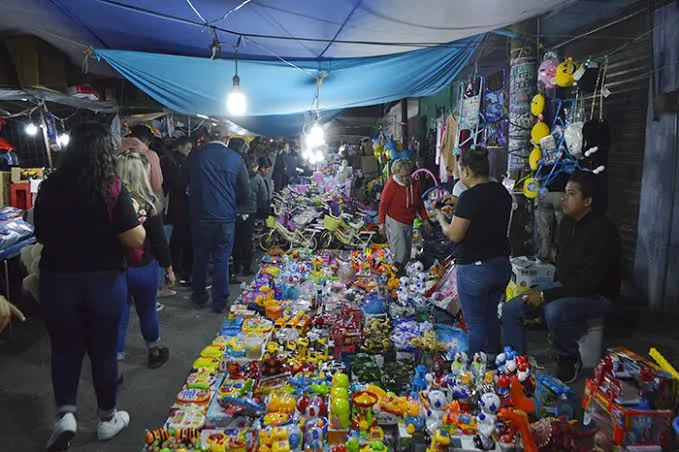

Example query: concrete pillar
[507,19,538,181]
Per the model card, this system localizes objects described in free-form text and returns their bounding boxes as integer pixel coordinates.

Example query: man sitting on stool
[502,171,620,383]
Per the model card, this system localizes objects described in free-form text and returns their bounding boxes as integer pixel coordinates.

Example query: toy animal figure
[424,389,447,434]
[532,417,597,452]
[510,376,536,414]
[497,408,537,452]
[404,399,426,435]
[495,346,518,374]
[442,400,461,429]
[473,392,500,450]
[410,365,429,397]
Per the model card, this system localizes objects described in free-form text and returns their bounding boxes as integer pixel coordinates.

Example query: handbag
[106,178,144,266]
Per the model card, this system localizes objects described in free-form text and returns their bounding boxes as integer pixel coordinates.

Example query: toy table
[0,236,36,338]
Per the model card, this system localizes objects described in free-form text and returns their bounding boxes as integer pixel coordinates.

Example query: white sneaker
[97,410,130,441]
[155,302,165,312]
[46,412,76,451]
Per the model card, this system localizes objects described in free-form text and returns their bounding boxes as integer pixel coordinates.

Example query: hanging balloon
[531,122,550,144]
[538,53,560,89]
[529,146,542,171]
[555,57,581,88]
[530,94,546,117]
[523,177,540,199]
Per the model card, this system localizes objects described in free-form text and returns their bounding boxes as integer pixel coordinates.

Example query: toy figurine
[473,392,500,450]
[426,429,451,452]
[451,352,468,379]
[424,389,447,434]
[410,365,429,397]
[404,399,426,434]
[471,352,487,381]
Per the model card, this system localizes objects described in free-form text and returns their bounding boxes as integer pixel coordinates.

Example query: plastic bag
[429,261,459,315]
[565,121,584,158]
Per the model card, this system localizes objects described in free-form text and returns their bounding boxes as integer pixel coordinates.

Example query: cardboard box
[582,379,672,448]
[361,155,380,177]
[510,256,556,289]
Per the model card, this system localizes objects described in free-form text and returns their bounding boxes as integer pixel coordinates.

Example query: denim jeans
[502,282,612,359]
[39,269,126,418]
[118,260,161,360]
[192,221,236,311]
[456,256,512,356]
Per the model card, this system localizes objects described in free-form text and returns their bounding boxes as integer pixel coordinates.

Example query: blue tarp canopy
[95,36,481,135]
[0,0,640,135]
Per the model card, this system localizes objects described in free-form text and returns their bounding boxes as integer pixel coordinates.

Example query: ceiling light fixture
[227,36,247,116]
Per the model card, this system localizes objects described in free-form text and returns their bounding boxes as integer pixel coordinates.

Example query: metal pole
[401,99,408,146]
[39,110,54,170]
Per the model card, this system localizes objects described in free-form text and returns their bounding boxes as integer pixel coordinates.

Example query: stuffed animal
[538,53,560,89]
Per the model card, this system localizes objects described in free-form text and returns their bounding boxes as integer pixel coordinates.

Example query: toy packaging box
[509,256,555,289]
[534,374,576,419]
[583,379,672,449]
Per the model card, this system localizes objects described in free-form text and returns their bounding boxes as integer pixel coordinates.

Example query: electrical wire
[185,0,208,25]
[210,0,255,25]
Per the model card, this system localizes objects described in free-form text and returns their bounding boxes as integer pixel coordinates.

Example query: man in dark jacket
[502,171,619,383]
[233,154,268,277]
[161,137,193,285]
[186,129,250,312]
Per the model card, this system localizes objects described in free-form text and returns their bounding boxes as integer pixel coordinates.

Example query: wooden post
[39,110,54,170]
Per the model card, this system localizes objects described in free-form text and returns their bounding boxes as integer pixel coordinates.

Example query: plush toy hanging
[530,94,546,117]
[581,57,610,173]
[537,52,560,89]
[554,57,581,88]
[529,146,542,171]
[531,121,550,144]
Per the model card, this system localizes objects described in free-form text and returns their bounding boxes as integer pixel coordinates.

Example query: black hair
[568,170,603,209]
[129,124,154,144]
[458,146,490,177]
[229,137,247,155]
[57,121,117,203]
[173,136,191,149]
[257,156,272,169]
[244,154,257,170]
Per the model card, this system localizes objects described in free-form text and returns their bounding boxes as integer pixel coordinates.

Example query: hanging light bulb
[306,124,325,148]
[25,123,38,136]
[227,75,247,116]
[58,133,70,147]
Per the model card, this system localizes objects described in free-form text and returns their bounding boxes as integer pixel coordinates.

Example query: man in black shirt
[502,171,619,383]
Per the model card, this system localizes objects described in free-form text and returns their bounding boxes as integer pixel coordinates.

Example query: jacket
[136,213,172,269]
[240,170,268,216]
[160,150,189,222]
[378,176,429,225]
[117,137,164,194]
[186,141,250,222]
[543,211,621,303]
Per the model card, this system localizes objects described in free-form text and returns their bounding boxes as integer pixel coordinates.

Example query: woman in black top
[35,123,145,449]
[115,149,173,370]
[435,147,512,357]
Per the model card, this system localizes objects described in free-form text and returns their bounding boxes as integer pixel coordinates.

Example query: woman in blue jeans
[435,147,512,357]
[35,123,146,450]
[115,149,174,371]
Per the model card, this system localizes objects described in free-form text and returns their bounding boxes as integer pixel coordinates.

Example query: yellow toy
[649,347,679,380]
[255,286,276,308]
[530,93,545,117]
[522,177,540,199]
[531,121,550,145]
[529,146,542,171]
[555,57,581,87]
[426,429,451,452]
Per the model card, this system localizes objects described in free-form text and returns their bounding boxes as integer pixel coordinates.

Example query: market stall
[140,245,679,452]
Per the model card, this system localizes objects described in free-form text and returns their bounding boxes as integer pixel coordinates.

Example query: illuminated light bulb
[57,133,70,147]
[306,124,325,148]
[227,75,247,116]
[25,123,38,136]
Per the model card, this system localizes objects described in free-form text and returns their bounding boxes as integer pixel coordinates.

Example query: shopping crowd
[0,122,293,450]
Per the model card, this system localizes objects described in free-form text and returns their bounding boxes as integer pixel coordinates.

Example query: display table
[0,236,36,337]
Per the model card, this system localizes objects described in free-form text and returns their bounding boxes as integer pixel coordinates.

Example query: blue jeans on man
[192,221,235,312]
[456,256,512,356]
[502,282,612,359]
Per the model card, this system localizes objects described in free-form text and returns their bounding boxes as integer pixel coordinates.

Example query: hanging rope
[210,0,255,25]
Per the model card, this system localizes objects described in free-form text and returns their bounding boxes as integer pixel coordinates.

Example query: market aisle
[0,283,240,451]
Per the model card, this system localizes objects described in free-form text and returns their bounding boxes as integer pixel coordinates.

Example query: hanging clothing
[439,113,460,180]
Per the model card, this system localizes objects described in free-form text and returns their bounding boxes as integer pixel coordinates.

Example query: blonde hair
[391,158,412,175]
[116,148,160,215]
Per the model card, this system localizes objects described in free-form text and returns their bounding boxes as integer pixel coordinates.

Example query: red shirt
[378,176,429,225]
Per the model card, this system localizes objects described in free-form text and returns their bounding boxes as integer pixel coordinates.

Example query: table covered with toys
[143,248,679,452]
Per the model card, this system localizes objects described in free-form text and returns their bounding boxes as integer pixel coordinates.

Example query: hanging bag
[106,178,144,266]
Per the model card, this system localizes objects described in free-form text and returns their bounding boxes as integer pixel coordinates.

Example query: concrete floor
[1,285,678,451]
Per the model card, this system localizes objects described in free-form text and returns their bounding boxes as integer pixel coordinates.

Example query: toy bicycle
[319,210,375,250]
[260,204,323,252]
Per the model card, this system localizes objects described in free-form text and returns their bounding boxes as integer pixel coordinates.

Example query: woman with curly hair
[115,149,172,370]
[35,122,145,450]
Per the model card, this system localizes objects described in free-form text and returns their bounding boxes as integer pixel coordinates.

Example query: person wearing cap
[185,129,250,313]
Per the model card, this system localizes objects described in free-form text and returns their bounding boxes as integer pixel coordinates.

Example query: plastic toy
[351,391,379,432]
[498,408,537,452]
[423,389,447,434]
[538,52,560,88]
[404,399,426,435]
[426,429,451,452]
[473,392,500,450]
